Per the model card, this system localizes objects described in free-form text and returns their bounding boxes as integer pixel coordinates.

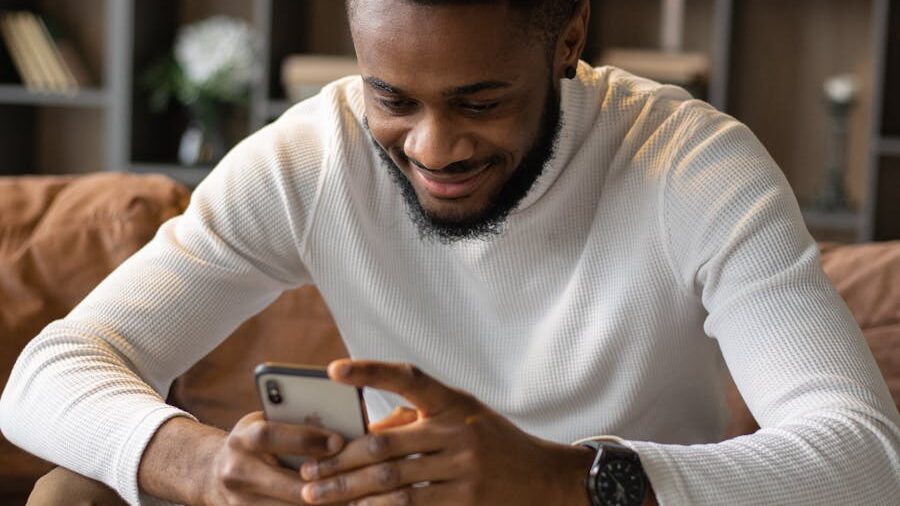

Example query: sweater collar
[512,60,598,213]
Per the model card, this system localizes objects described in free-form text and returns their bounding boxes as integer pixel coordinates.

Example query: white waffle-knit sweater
[2,64,899,505]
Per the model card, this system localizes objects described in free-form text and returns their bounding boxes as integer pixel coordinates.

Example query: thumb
[368,406,419,432]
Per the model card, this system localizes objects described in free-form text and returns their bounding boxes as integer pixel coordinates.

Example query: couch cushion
[0,173,190,349]
[820,241,900,409]
[863,325,900,408]
[819,242,900,332]
[0,172,190,499]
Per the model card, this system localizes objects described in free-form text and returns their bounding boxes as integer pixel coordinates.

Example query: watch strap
[582,440,647,506]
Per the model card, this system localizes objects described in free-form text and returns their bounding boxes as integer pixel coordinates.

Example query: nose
[403,112,475,171]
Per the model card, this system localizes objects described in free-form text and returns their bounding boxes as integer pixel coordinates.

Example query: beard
[367,83,562,244]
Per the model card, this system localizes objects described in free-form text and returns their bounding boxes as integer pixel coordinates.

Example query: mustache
[361,117,501,175]
[400,151,504,175]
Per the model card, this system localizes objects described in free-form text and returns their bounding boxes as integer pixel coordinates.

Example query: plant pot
[178,119,226,166]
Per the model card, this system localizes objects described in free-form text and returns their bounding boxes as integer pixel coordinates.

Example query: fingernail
[302,483,320,502]
[302,461,319,480]
[336,362,352,377]
[328,434,343,452]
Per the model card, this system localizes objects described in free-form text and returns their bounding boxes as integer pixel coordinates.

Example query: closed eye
[460,102,499,113]
[377,97,417,114]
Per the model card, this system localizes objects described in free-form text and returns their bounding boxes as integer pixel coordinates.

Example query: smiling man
[2,0,900,505]
[357,0,567,243]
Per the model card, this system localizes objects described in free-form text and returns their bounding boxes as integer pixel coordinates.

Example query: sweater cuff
[624,440,692,506]
[114,405,198,506]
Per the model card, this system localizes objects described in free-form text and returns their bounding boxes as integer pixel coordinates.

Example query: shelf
[878,137,900,157]
[873,156,900,240]
[0,84,108,108]
[801,209,861,232]
[266,99,292,119]
[129,162,212,188]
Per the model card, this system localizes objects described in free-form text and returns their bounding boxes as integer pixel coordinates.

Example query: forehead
[350,0,545,92]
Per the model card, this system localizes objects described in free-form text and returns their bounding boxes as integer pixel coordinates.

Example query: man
[2,0,899,504]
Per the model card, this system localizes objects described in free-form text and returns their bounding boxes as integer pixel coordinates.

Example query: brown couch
[1,172,898,504]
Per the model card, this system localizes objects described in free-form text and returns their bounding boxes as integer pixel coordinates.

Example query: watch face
[596,459,646,506]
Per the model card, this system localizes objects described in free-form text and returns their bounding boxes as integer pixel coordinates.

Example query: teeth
[416,160,493,185]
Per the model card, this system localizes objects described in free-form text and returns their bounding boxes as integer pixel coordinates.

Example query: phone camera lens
[266,380,283,404]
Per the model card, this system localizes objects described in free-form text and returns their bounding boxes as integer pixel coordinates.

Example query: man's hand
[139,412,349,505]
[298,360,595,505]
[198,411,346,505]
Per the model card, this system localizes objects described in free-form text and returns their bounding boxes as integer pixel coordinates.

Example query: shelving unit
[801,210,862,242]
[0,0,896,239]
[0,84,108,107]
[129,162,211,188]
[126,0,353,185]
[590,0,897,242]
[866,0,900,240]
[0,0,126,175]
[880,137,900,156]
[0,0,353,185]
[588,0,733,110]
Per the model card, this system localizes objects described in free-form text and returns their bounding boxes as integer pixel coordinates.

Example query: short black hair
[346,0,580,48]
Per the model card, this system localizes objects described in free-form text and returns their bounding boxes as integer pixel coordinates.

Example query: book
[0,11,89,94]
[0,12,43,90]
[38,13,91,90]
[29,11,77,93]
[21,11,68,93]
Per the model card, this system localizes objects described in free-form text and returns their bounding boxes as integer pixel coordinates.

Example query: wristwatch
[581,440,648,506]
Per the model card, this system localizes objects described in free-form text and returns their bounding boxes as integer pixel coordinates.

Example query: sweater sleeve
[628,105,900,505]
[0,101,332,505]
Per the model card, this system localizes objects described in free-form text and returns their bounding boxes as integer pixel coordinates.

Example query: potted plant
[142,15,258,166]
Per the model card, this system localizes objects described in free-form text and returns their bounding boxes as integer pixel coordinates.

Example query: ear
[554,0,591,80]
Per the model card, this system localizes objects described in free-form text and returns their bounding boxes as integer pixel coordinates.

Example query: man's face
[350,0,563,242]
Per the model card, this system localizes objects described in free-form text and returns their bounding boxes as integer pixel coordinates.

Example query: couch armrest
[0,172,190,499]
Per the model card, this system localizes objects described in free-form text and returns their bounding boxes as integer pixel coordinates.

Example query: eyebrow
[364,76,513,97]
[449,81,512,96]
[365,77,403,94]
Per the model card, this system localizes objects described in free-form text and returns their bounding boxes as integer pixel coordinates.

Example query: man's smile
[412,160,494,199]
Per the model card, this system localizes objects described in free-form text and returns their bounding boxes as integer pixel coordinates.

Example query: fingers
[346,482,467,506]
[220,493,307,506]
[301,423,444,481]
[230,411,344,458]
[369,407,419,432]
[208,412,354,505]
[301,453,466,504]
[328,360,461,417]
[217,454,308,504]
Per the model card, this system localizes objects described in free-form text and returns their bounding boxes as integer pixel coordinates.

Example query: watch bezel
[583,441,647,506]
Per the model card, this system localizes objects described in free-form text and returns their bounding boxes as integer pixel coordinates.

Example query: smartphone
[255,363,368,470]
